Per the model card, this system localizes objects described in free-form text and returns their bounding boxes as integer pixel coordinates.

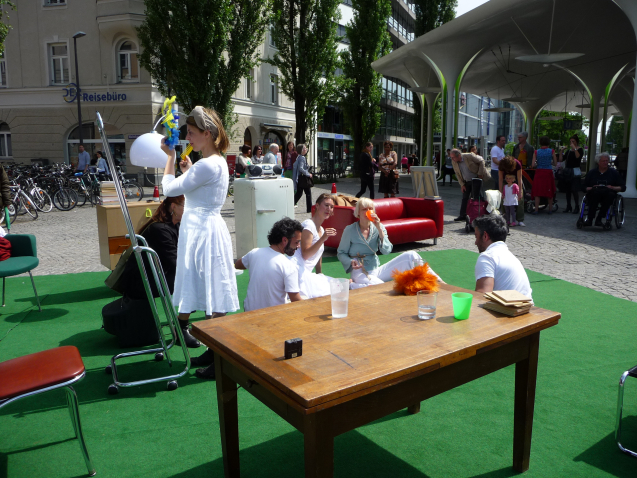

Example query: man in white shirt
[236,217,304,311]
[473,214,532,300]
[490,135,506,191]
[193,217,304,380]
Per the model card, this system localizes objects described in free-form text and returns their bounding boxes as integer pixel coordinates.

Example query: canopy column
[425,92,439,166]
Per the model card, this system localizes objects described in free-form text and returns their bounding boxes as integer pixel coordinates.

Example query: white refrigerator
[234,177,295,259]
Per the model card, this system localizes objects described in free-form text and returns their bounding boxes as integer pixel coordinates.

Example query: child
[503,174,519,226]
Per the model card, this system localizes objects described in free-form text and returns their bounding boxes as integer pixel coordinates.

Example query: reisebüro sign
[63,83,127,103]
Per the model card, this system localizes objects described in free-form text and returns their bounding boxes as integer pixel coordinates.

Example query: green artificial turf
[1,249,636,477]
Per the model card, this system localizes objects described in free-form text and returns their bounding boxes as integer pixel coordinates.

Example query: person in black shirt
[583,152,625,226]
[103,195,188,347]
[559,135,584,213]
[355,142,376,199]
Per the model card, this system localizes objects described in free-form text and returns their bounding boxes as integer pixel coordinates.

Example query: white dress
[162,155,239,315]
[293,219,332,299]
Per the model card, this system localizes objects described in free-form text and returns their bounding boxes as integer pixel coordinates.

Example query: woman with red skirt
[530,135,557,214]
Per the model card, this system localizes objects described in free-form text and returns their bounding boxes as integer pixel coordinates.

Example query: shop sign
[63,83,127,103]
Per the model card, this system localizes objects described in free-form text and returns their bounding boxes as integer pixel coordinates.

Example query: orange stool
[0,346,96,476]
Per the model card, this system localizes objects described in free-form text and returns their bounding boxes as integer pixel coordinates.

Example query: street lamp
[73,32,86,151]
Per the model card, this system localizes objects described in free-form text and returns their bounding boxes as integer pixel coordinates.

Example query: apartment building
[0,0,295,174]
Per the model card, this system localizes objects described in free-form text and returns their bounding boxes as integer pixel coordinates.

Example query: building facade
[0,0,296,176]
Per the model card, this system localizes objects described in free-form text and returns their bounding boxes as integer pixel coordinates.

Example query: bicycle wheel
[19,191,38,220]
[72,183,88,207]
[32,188,53,212]
[124,183,143,201]
[53,188,78,211]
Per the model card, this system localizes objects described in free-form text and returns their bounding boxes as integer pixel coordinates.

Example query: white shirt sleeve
[283,261,300,293]
[162,160,213,197]
[475,254,496,281]
[241,249,257,270]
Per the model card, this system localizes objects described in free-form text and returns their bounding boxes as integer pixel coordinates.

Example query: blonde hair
[185,107,230,153]
[354,197,375,218]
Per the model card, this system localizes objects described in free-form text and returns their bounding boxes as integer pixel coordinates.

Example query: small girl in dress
[503,174,520,227]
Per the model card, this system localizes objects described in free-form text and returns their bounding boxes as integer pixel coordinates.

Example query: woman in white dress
[293,193,338,298]
[161,106,239,357]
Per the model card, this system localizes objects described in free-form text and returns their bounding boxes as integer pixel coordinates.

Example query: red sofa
[318,197,444,249]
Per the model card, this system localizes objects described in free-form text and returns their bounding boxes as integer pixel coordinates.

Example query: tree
[267,0,341,147]
[606,116,624,154]
[137,0,271,132]
[339,0,391,173]
[535,110,588,148]
[412,0,456,158]
[0,0,16,54]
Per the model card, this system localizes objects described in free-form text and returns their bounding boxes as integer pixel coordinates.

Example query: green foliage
[606,116,624,154]
[504,142,516,155]
[339,0,391,172]
[535,110,588,148]
[413,0,456,37]
[0,0,15,54]
[267,0,341,147]
[137,0,270,132]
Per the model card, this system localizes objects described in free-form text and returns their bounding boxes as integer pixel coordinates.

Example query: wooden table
[192,282,560,477]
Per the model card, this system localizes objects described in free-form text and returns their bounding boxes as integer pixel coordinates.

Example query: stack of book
[100,181,119,204]
[483,290,533,317]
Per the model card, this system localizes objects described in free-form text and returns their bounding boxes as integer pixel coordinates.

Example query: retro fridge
[234,177,295,259]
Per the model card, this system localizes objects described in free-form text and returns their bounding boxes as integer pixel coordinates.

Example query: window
[270,74,278,105]
[245,68,254,99]
[44,0,66,5]
[48,43,69,85]
[0,123,12,158]
[0,50,6,87]
[118,41,139,82]
[269,25,277,48]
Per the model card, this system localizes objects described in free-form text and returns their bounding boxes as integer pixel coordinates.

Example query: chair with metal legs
[0,346,96,476]
[0,233,41,311]
[616,364,637,458]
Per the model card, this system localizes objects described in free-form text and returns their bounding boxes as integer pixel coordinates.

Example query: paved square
[10,176,636,302]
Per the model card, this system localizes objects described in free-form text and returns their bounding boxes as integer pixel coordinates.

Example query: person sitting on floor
[102,195,185,348]
[337,198,441,288]
[294,193,338,299]
[583,152,626,226]
[193,217,304,379]
[473,214,532,300]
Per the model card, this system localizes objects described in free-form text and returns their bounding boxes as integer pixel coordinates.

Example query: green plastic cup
[451,292,473,320]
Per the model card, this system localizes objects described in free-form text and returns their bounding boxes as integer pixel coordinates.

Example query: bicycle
[115,167,144,201]
[0,184,38,221]
[16,173,53,213]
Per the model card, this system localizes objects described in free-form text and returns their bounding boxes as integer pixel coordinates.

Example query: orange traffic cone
[153,185,160,202]
[331,183,337,194]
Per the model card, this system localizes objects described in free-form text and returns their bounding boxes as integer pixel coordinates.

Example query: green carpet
[1,249,636,478]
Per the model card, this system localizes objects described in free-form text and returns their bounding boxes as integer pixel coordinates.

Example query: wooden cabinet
[96,201,162,270]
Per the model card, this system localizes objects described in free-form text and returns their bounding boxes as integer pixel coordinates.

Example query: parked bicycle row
[0,162,144,223]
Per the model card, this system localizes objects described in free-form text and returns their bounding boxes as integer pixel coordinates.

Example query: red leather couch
[318,197,444,249]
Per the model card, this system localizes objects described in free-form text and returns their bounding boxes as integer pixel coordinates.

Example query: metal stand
[96,112,190,394]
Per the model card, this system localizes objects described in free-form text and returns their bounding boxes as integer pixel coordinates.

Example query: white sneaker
[518,221,526,227]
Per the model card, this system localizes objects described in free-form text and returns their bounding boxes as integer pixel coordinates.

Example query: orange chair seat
[0,346,85,401]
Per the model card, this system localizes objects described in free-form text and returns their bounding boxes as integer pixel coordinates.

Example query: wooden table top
[192,282,560,411]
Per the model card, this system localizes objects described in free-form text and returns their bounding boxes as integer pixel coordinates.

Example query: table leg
[513,332,540,472]
[408,402,421,414]
[215,354,240,478]
[304,413,334,478]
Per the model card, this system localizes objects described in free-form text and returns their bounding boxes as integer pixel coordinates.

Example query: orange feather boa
[392,263,439,295]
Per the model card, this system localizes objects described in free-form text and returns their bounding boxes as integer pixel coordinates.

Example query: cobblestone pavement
[11,177,637,302]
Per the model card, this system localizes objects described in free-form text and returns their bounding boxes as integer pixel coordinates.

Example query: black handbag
[298,174,314,189]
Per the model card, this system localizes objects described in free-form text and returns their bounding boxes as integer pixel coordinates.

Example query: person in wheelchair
[583,152,625,226]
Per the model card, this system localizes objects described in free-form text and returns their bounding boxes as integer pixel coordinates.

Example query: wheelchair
[576,193,625,230]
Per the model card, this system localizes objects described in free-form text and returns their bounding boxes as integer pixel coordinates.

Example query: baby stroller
[522,169,558,213]
[465,178,488,233]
